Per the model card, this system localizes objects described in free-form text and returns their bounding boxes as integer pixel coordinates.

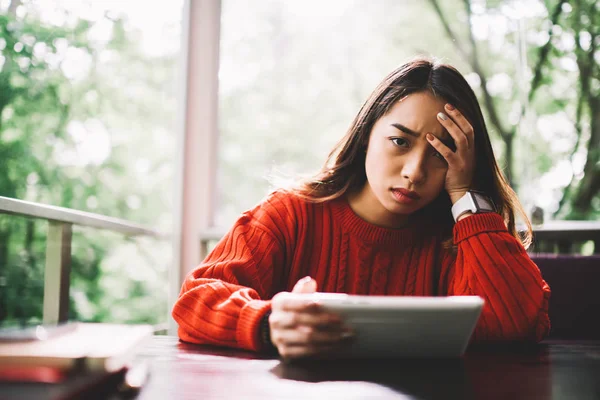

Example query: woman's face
[351,91,453,228]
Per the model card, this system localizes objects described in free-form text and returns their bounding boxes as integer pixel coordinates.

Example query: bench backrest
[532,255,600,340]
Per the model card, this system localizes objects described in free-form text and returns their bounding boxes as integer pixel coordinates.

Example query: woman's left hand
[426,103,475,204]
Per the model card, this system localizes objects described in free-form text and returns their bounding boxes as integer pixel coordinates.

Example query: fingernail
[437,112,447,120]
[298,276,312,284]
[445,103,455,111]
[426,133,434,141]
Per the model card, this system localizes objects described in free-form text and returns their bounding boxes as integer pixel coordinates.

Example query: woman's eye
[433,151,446,161]
[391,138,409,147]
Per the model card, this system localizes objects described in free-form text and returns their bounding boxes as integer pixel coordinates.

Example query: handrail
[530,220,600,254]
[0,196,166,238]
[199,227,225,242]
[530,220,600,233]
[0,195,168,324]
[198,227,226,261]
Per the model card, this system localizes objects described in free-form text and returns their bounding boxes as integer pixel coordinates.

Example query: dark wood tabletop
[134,336,600,400]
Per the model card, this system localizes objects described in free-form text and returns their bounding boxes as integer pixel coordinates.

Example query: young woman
[172,58,550,359]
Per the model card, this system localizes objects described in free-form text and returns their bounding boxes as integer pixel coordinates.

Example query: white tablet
[294,293,484,358]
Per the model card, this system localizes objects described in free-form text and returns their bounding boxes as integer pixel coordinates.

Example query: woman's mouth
[391,188,421,204]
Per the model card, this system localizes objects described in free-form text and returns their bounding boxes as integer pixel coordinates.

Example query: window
[0,0,184,325]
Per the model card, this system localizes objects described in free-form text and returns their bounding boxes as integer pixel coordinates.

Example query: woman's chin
[384,200,420,217]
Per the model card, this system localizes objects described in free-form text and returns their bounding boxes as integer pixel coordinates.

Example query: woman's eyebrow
[391,123,420,137]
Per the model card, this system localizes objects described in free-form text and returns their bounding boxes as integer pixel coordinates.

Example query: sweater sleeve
[171,195,288,352]
[438,212,551,342]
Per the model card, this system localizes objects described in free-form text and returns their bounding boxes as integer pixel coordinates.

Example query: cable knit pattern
[371,250,391,294]
[336,233,349,292]
[172,190,551,351]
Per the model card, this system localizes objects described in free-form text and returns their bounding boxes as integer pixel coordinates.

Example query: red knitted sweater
[172,190,551,351]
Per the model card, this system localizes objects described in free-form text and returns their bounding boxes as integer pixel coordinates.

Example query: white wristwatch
[451,191,495,222]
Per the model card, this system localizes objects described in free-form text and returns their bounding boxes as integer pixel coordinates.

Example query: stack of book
[0,323,152,399]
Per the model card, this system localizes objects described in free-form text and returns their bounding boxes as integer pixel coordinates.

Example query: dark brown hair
[292,57,532,249]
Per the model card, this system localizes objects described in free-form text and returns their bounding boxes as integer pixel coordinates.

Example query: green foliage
[0,3,174,325]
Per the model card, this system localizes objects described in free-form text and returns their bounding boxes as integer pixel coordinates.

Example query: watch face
[471,191,495,212]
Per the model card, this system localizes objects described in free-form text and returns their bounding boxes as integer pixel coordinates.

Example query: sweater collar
[329,196,424,245]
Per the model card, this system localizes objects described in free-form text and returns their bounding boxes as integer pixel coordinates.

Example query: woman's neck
[346,185,413,229]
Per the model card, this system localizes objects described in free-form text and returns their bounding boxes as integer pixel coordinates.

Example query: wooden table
[134,336,600,400]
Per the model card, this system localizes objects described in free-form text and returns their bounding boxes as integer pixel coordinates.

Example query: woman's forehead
[394,91,446,113]
[383,92,449,137]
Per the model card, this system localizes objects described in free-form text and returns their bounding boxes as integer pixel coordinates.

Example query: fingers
[272,276,319,312]
[292,276,317,293]
[270,308,342,329]
[429,104,476,168]
[426,133,454,163]
[436,104,474,151]
[436,111,469,153]
[272,292,322,312]
[272,324,349,346]
[272,277,354,360]
[271,323,354,361]
[444,103,475,147]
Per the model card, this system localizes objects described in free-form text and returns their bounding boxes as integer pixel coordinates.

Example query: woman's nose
[402,155,426,184]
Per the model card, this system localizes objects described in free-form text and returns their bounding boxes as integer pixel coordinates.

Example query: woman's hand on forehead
[426,103,475,202]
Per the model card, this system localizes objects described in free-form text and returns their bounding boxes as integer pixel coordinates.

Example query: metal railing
[198,227,225,261]
[199,220,600,260]
[530,220,600,254]
[0,196,167,324]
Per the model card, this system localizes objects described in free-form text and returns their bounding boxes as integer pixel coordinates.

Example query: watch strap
[451,191,494,222]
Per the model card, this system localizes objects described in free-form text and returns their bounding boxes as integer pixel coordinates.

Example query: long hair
[291,57,532,249]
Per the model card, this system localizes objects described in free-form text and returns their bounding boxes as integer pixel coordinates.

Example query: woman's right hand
[269,276,353,360]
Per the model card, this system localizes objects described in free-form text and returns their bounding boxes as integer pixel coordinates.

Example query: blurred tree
[0,0,175,324]
[429,0,598,219]
[545,0,599,219]
[0,0,79,321]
